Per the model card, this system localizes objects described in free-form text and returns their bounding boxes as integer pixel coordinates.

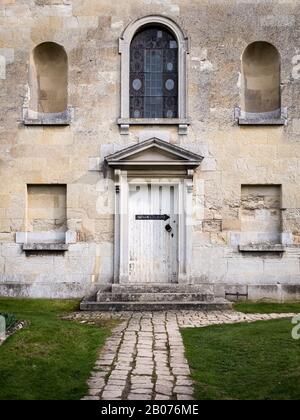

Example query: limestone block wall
[240,185,282,245]
[27,184,67,233]
[0,0,300,299]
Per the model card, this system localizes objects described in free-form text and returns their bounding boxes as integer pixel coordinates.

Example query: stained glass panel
[130,27,178,119]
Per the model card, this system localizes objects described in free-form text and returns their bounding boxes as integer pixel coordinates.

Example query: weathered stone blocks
[0,0,299,298]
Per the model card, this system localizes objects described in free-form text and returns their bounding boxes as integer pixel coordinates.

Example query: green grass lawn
[0,299,113,400]
[182,318,300,400]
[234,301,300,314]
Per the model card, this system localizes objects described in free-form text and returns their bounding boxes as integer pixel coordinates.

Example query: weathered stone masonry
[1,0,300,300]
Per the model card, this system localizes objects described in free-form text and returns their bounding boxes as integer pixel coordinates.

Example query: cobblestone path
[75,311,295,401]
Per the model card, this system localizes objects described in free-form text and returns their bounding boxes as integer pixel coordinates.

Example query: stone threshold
[80,299,232,312]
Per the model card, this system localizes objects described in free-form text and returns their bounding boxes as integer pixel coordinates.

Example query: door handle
[165,224,172,233]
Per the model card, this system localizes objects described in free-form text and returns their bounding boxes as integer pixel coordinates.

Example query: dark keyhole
[165,224,172,233]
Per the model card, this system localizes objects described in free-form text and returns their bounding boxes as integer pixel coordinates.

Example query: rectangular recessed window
[241,185,282,245]
[27,185,67,238]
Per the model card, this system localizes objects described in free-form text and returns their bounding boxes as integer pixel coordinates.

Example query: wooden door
[128,182,178,283]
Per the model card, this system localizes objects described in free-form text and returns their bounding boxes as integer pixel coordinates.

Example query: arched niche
[23,42,71,125]
[30,42,68,114]
[241,41,281,119]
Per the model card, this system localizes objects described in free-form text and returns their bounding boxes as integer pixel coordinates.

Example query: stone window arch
[23,42,71,125]
[118,16,189,135]
[238,41,286,125]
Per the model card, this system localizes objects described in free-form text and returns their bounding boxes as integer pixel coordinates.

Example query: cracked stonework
[79,311,295,401]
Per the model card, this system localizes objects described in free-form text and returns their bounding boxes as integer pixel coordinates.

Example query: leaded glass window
[130,27,178,119]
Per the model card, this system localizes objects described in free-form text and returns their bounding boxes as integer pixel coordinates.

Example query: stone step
[80,299,232,312]
[111,283,214,294]
[96,292,215,303]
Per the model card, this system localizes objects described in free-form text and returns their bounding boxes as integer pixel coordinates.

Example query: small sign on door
[135,214,170,221]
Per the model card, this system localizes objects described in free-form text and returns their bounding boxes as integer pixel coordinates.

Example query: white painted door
[129,182,179,283]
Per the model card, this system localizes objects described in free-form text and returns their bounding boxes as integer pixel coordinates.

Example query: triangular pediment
[105,138,203,169]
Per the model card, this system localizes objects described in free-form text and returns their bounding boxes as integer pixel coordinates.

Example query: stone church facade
[1,0,300,303]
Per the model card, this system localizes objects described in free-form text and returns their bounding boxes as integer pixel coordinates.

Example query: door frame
[113,170,194,284]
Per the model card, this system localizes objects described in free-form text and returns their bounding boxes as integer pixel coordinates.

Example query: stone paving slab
[71,311,296,401]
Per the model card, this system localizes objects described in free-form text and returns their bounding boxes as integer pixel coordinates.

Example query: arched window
[241,41,281,120]
[119,16,188,135]
[130,26,178,119]
[29,42,68,114]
